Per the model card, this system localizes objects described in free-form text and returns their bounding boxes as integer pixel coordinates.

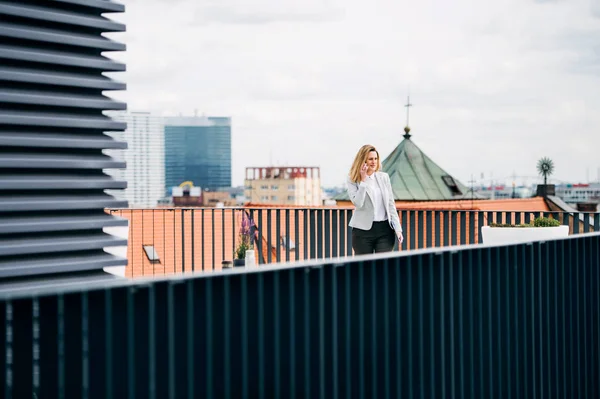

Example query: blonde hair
[349,144,381,183]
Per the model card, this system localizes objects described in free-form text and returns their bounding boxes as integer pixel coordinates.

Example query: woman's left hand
[397,232,404,244]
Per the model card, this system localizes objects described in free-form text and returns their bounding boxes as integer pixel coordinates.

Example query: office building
[105,111,165,207]
[164,116,231,192]
[244,166,322,205]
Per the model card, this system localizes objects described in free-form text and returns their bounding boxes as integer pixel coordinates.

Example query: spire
[404,95,412,139]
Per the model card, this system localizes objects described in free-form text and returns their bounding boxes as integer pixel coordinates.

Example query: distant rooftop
[165,116,231,127]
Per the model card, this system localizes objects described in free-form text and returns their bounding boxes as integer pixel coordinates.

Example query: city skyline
[108,0,600,187]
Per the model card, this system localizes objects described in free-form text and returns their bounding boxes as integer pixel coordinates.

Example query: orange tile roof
[336,197,550,212]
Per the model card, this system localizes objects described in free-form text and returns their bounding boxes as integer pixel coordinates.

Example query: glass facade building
[164,116,231,193]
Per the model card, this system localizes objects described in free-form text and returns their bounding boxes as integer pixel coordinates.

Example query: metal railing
[107,207,600,277]
[2,231,599,397]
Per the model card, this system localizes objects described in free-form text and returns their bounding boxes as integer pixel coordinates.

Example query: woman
[346,145,403,255]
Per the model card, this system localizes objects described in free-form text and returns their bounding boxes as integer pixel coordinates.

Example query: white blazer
[345,171,402,235]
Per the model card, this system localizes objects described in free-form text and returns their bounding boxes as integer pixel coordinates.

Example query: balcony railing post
[191,209,195,272]
[267,210,272,264]
[276,209,281,263]
[285,210,291,262]
[435,211,441,247]
[573,212,580,234]
[460,211,467,245]
[211,209,215,270]
[181,210,185,273]
[426,211,433,248]
[320,210,326,259]
[468,211,476,245]
[332,210,339,258]
[221,209,226,265]
[304,210,309,260]
[310,210,317,259]
[451,212,457,246]
[324,209,331,259]
[417,211,424,249]
[344,209,352,256]
[294,209,300,262]
[478,211,485,244]
[443,211,450,247]
[409,211,416,250]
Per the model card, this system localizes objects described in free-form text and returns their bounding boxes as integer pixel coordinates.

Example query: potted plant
[234,237,249,267]
[481,216,569,245]
[234,211,258,267]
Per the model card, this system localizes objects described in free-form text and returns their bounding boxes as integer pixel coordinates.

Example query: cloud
[191,0,344,25]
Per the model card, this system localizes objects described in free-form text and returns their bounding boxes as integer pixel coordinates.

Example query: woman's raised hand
[360,163,368,182]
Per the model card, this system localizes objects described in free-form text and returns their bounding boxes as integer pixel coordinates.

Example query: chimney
[536,184,555,197]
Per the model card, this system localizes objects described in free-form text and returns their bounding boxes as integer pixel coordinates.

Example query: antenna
[468,174,477,208]
[403,95,413,139]
[404,95,413,127]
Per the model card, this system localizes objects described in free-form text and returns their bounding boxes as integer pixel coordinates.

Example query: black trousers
[351,220,396,255]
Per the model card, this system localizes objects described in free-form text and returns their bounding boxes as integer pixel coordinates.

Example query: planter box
[481,225,569,245]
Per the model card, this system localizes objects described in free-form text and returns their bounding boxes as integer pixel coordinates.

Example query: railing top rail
[1,230,599,301]
[106,207,600,214]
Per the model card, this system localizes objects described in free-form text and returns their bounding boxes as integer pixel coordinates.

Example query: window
[260,195,269,200]
[271,185,278,190]
[143,245,160,263]
[260,185,268,190]
[271,195,278,201]
[288,185,295,190]
[442,175,462,195]
[287,195,295,200]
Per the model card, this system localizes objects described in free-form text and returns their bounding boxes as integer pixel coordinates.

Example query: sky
[107,0,600,188]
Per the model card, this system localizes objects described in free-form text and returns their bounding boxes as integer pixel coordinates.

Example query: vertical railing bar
[201,209,205,272]
[294,209,300,262]
[435,211,441,247]
[426,210,433,248]
[167,285,175,399]
[332,209,339,258]
[460,211,467,245]
[256,209,264,264]
[211,209,215,270]
[285,210,291,262]
[191,209,195,272]
[573,212,581,235]
[276,209,281,263]
[303,210,309,260]
[451,211,458,246]
[173,210,176,274]
[443,211,450,247]
[310,210,317,259]
[231,209,236,263]
[222,209,226,265]
[468,211,475,244]
[181,210,186,273]
[318,209,325,259]
[409,211,416,250]
[346,210,352,256]
[186,282,194,398]
[267,210,272,264]
[478,211,485,244]
[324,209,331,259]
[417,211,424,249]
